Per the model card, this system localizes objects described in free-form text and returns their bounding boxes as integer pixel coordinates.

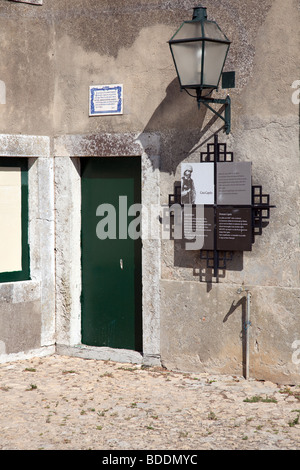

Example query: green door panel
[81,157,142,352]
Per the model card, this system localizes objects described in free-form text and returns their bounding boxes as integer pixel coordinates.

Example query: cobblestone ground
[0,354,299,450]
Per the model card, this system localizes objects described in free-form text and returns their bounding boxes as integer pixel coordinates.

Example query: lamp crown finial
[192,6,207,21]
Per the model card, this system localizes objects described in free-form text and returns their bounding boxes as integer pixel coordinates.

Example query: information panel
[217,162,251,205]
[173,137,274,274]
[183,206,214,250]
[180,160,253,253]
[216,208,252,251]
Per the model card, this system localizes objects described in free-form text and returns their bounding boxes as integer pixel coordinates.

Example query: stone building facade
[0,0,299,384]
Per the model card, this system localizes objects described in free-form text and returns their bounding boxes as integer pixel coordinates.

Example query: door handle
[120,259,123,270]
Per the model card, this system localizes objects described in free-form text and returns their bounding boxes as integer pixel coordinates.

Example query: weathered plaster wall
[0,0,297,135]
[0,0,298,381]
[0,1,54,135]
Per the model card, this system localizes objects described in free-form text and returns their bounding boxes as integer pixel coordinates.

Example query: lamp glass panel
[203,42,229,86]
[171,41,203,86]
[171,22,203,40]
[203,21,228,41]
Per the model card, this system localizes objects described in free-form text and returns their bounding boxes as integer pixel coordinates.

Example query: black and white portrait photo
[181,162,214,205]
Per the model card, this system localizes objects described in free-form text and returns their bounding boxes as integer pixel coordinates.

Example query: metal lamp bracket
[197,93,231,135]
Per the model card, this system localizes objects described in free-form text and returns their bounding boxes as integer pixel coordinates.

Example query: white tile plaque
[89,84,123,116]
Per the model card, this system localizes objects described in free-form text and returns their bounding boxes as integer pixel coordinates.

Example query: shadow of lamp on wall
[168,5,235,134]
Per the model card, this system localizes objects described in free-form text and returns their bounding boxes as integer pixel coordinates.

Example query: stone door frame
[54,132,161,366]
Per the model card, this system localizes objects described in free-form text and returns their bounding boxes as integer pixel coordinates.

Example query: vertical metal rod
[225,95,231,134]
[238,286,251,380]
[213,134,218,277]
[245,290,251,380]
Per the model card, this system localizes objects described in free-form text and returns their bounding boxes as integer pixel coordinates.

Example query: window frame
[0,158,30,283]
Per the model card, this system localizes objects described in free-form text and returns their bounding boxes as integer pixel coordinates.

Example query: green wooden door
[81,157,142,352]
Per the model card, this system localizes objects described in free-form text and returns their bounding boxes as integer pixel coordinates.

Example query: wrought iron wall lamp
[168,5,235,134]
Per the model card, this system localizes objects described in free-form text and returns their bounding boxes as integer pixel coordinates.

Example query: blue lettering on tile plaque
[89,84,123,116]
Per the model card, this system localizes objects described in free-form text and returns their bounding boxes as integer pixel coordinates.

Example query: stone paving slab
[0,354,299,450]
